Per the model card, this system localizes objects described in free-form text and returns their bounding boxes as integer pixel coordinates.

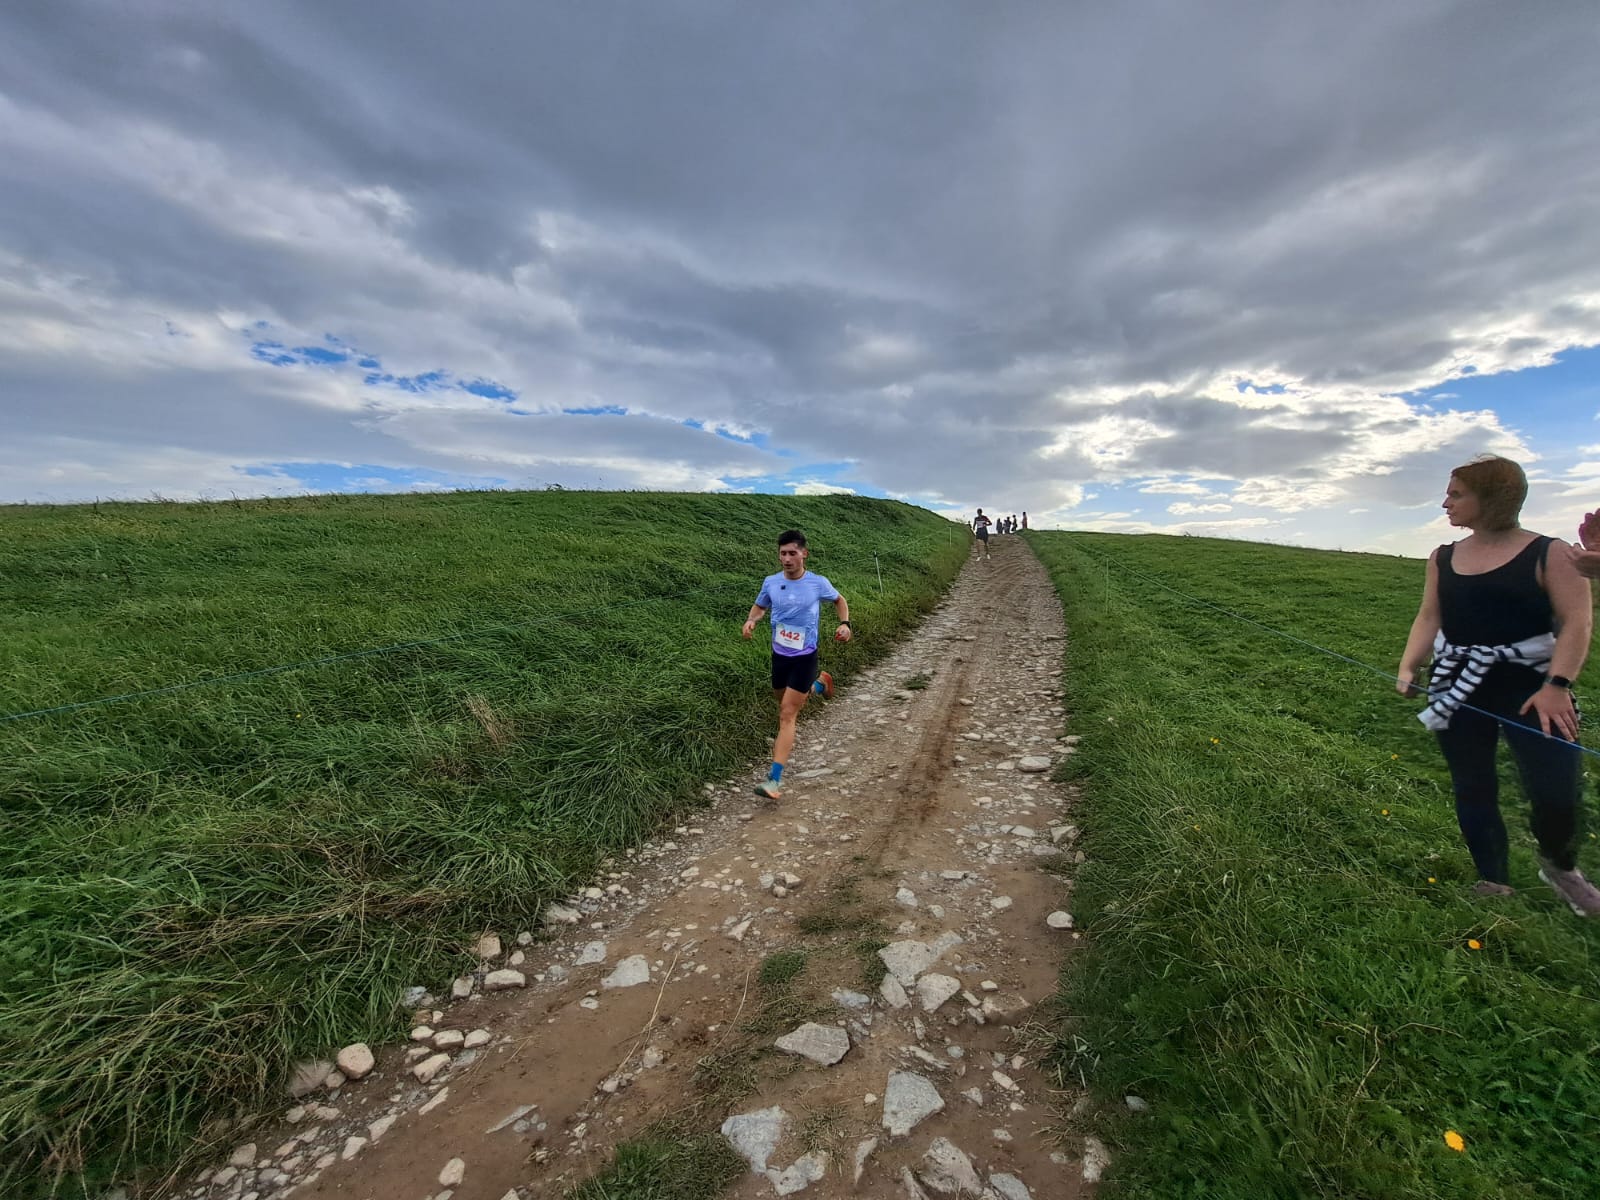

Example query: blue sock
[769,762,784,783]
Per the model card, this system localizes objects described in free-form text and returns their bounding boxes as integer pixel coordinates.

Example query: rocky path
[177,535,1104,1200]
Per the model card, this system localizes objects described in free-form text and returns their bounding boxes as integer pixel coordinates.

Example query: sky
[3,1,1599,557]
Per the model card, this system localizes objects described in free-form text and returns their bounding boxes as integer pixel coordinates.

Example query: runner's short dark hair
[778,529,806,548]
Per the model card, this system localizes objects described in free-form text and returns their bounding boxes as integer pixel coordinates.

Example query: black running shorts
[771,650,820,693]
[976,527,989,540]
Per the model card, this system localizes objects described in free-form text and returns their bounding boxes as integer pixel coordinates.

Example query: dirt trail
[183,535,1098,1200]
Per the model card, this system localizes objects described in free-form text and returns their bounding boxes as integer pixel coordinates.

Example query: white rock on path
[412,1053,450,1083]
[895,887,919,907]
[1046,911,1074,930]
[287,1060,333,1098]
[1082,1136,1112,1182]
[228,1143,257,1168]
[916,973,962,1013]
[774,1022,851,1066]
[475,933,503,960]
[989,896,1013,911]
[721,1106,787,1173]
[335,1043,374,1080]
[880,974,911,1009]
[854,1137,878,1184]
[464,1029,491,1048]
[367,1115,395,1141]
[918,1137,983,1195]
[575,942,607,966]
[1017,755,1052,773]
[433,1030,466,1050]
[438,1156,465,1186]
[900,1166,933,1198]
[882,1071,944,1137]
[602,955,651,989]
[483,969,526,991]
[340,1136,366,1162]
[768,1151,829,1195]
[878,940,937,986]
[988,1172,1033,1200]
[543,903,581,926]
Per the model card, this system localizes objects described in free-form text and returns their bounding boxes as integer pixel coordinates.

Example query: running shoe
[753,780,783,801]
[812,670,834,699]
[1470,880,1515,898]
[1538,860,1600,917]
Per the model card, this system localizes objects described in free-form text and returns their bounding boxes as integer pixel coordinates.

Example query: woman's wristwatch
[1546,674,1573,689]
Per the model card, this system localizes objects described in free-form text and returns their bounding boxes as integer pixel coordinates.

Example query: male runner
[972,508,992,559]
[741,529,851,800]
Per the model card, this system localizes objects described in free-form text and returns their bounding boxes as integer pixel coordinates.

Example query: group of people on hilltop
[737,458,1600,921]
[969,508,1027,559]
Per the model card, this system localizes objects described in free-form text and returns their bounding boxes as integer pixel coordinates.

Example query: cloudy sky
[4,1,1599,556]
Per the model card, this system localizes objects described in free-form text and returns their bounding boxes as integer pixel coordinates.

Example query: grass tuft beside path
[0,490,967,1198]
[1032,531,1600,1200]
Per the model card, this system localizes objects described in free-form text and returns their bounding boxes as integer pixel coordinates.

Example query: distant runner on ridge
[742,529,851,801]
[972,508,992,559]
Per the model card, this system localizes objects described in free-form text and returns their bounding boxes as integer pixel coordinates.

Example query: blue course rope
[1066,535,1600,763]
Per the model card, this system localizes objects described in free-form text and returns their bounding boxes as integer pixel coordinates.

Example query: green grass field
[1032,532,1600,1200]
[0,490,968,1198]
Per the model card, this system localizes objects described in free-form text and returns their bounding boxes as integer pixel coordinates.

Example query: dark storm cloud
[2,0,1599,550]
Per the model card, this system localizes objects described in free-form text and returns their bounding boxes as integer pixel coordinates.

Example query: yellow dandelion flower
[1467,938,1481,951]
[1210,737,1220,745]
[1443,1130,1465,1152]
[1391,754,1399,760]
[1381,809,1389,816]
[1428,877,1437,884]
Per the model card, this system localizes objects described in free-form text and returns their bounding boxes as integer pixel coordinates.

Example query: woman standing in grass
[1397,455,1597,914]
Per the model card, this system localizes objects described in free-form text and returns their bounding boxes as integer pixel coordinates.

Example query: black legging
[1434,664,1584,884]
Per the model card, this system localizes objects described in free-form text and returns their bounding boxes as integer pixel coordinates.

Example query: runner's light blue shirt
[755,570,840,656]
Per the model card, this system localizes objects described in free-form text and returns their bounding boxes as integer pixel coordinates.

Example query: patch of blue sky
[240,462,506,494]
[1403,343,1600,444]
[562,404,629,416]
[363,369,451,393]
[292,345,349,365]
[461,378,518,401]
[1236,380,1288,394]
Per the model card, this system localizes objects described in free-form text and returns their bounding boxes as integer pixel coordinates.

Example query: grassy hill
[1032,532,1600,1200]
[0,490,969,1198]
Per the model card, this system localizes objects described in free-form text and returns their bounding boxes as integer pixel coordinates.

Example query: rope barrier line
[1064,535,1600,762]
[0,544,924,726]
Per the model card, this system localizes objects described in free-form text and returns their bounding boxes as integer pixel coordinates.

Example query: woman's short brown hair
[1451,455,1527,532]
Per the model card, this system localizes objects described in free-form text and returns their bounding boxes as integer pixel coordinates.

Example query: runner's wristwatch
[1546,674,1573,689]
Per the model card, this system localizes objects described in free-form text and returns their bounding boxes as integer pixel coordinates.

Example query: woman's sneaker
[753,780,782,801]
[812,671,833,699]
[1537,861,1600,916]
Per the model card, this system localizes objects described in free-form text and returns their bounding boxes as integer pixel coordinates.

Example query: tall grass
[1032,532,1600,1199]
[0,490,969,1198]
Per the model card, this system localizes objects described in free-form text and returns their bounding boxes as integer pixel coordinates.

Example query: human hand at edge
[1520,685,1580,740]
[1569,543,1600,580]
[741,619,756,639]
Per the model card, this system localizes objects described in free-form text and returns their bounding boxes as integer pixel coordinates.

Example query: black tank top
[1436,536,1554,646]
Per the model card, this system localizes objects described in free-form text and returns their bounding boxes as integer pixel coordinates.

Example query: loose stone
[916,973,962,1013]
[1082,1136,1112,1182]
[475,933,503,960]
[853,1138,878,1184]
[367,1115,395,1141]
[1125,1094,1150,1112]
[287,1060,333,1099]
[543,903,581,926]
[601,956,651,988]
[774,1022,851,1066]
[483,969,527,991]
[721,1106,788,1173]
[340,1136,366,1161]
[1017,755,1051,773]
[879,974,911,1009]
[228,1143,258,1168]
[918,1137,982,1194]
[575,942,607,965]
[989,1172,1033,1200]
[439,1157,466,1186]
[464,1029,491,1048]
[1046,911,1074,930]
[450,977,474,1000]
[769,1151,829,1195]
[335,1043,374,1080]
[412,1053,450,1083]
[882,1071,944,1137]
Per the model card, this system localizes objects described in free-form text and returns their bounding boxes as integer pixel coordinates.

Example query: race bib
[774,622,808,652]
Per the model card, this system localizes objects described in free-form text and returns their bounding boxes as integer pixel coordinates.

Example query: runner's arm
[1521,542,1590,738]
[833,595,852,642]
[742,604,768,639]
